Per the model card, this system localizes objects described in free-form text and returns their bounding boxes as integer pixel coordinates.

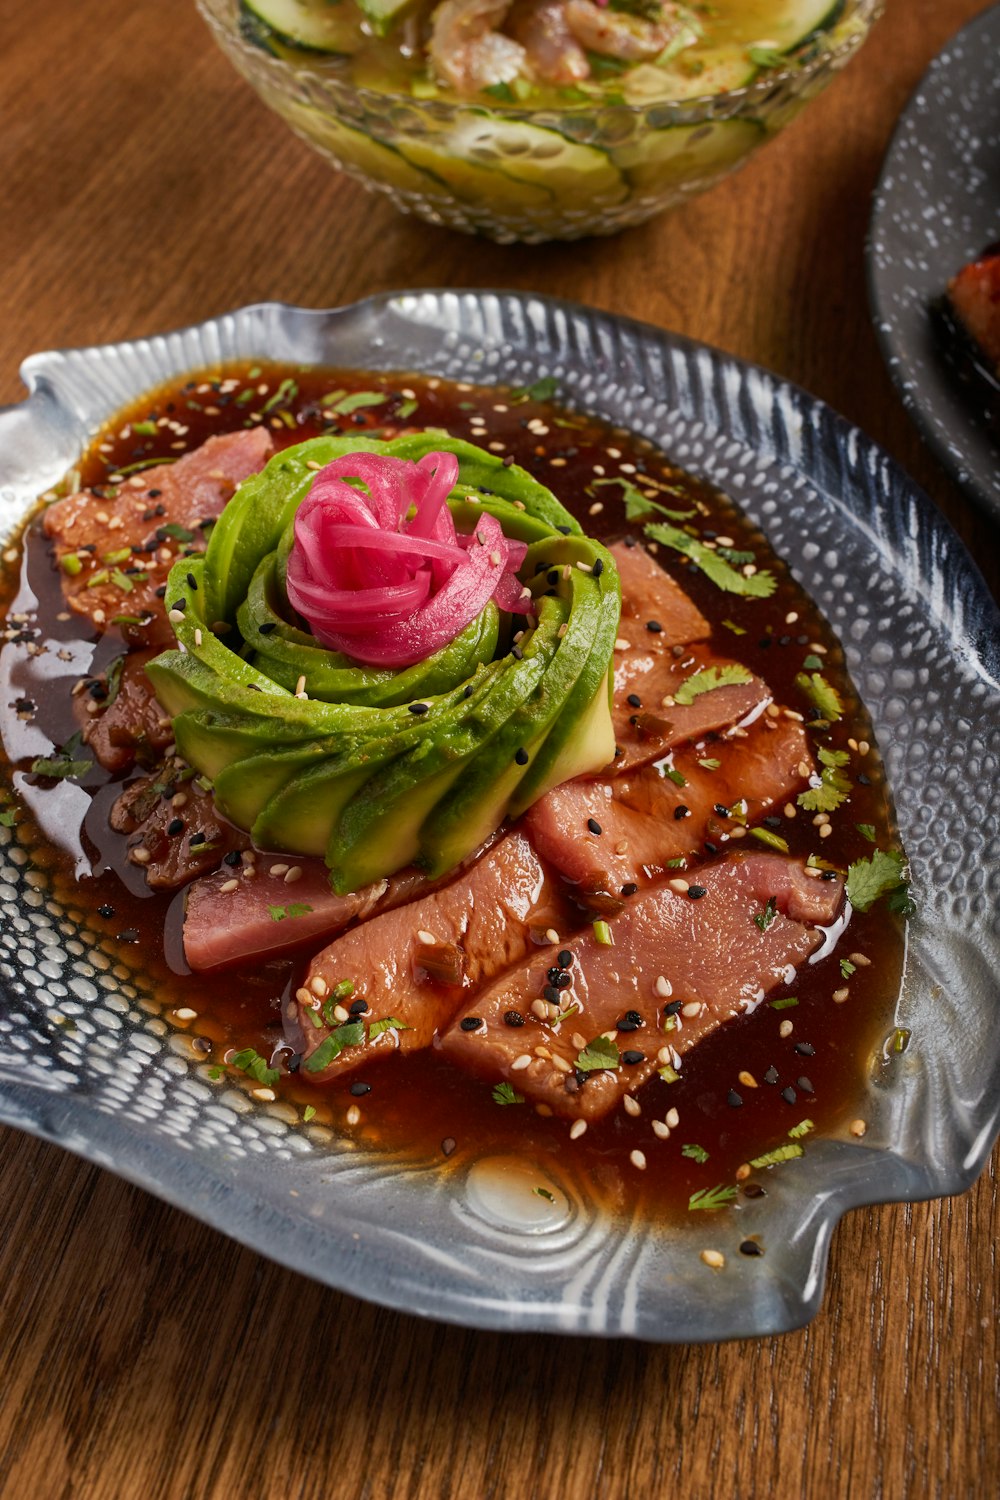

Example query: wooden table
[1,2,997,1495]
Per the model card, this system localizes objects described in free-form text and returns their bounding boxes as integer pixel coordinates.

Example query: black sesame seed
[441,1137,457,1157]
[778,634,791,647]
[592,559,604,578]
[408,702,429,715]
[186,572,197,590]
[556,972,572,989]
[349,1081,371,1096]
[514,748,529,766]
[763,815,782,829]
[547,967,562,984]
[625,1010,642,1025]
[558,950,573,969]
[587,817,602,835]
[764,1065,780,1084]
[116,928,139,944]
[574,1068,588,1085]
[728,1089,743,1108]
[796,634,809,645]
[459,1016,482,1032]
[169,598,186,613]
[621,882,638,897]
[258,621,277,634]
[86,681,108,701]
[781,1086,798,1104]
[622,1050,644,1066]
[797,1076,815,1094]
[687,885,707,900]
[857,772,872,785]
[674,805,690,820]
[742,1182,767,1199]
[645,619,663,633]
[556,524,572,535]
[223,850,241,867]
[189,832,206,845]
[463,685,474,699]
[503,1009,525,1028]
[97,904,115,919]
[502,455,514,468]
[617,1018,639,1033]
[821,869,839,881]
[704,841,719,856]
[794,1042,816,1056]
[166,817,184,837]
[626,695,642,710]
[154,584,168,598]
[713,803,728,817]
[543,985,561,1004]
[739,1239,764,1257]
[664,1000,682,1017]
[192,1036,212,1054]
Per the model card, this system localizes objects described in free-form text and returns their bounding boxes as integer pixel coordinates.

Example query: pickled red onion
[285,452,530,668]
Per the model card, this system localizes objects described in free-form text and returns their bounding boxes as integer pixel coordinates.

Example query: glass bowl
[196,0,884,243]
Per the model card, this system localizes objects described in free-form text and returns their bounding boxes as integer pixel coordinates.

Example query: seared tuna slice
[183,860,438,973]
[440,854,844,1120]
[110,766,246,890]
[295,832,558,1083]
[526,713,812,896]
[75,649,173,773]
[947,249,1000,372]
[609,539,710,652]
[43,429,273,647]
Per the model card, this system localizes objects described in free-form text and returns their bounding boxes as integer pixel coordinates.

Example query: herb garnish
[788,1120,814,1139]
[682,1143,709,1163]
[794,670,843,722]
[845,849,912,914]
[574,1035,620,1072]
[644,521,777,597]
[267,902,313,921]
[511,376,558,403]
[797,745,851,812]
[304,1021,365,1073]
[492,1082,525,1106]
[368,1015,412,1040]
[688,1184,738,1212]
[592,475,695,523]
[754,897,777,933]
[30,732,92,781]
[750,826,789,853]
[674,663,753,706]
[749,1143,804,1169]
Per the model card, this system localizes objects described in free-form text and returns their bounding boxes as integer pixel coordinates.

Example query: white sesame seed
[623,1095,641,1117]
[849,952,871,967]
[130,847,151,865]
[511,1054,532,1071]
[738,1070,758,1089]
[569,1119,587,1139]
[655,975,672,997]
[552,1054,572,1074]
[295,988,314,1006]
[269,863,289,877]
[193,628,203,647]
[736,1163,751,1182]
[545,927,559,944]
[681,1002,701,1018]
[333,1004,350,1023]
[652,1120,670,1139]
[614,637,631,651]
[850,1119,867,1137]
[629,1149,647,1171]
[219,879,239,893]
[346,1104,361,1126]
[531,998,550,1022]
[283,866,303,884]
[858,740,870,756]
[310,976,328,998]
[665,1108,679,1129]
[175,1007,198,1021]
[779,1019,794,1038]
[168,609,185,624]
[416,929,438,945]
[833,986,849,1003]
[657,1047,673,1064]
[571,1032,586,1052]
[295,675,306,696]
[251,1088,276,1102]
[668,878,690,894]
[700,1249,725,1270]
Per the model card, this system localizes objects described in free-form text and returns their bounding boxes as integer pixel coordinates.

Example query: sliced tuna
[295,831,558,1083]
[610,539,710,650]
[183,859,435,973]
[440,853,844,1120]
[612,641,771,774]
[75,649,173,773]
[43,429,273,648]
[525,712,813,896]
[110,765,246,891]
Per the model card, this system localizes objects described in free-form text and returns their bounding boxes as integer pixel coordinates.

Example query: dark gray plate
[1,292,998,1342]
[868,2,1000,522]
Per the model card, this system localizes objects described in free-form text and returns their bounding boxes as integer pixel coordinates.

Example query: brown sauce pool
[0,363,906,1224]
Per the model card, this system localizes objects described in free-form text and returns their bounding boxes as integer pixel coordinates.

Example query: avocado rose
[146,431,621,892]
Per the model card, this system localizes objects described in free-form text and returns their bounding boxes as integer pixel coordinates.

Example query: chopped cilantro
[320,388,348,408]
[798,745,851,813]
[132,419,158,436]
[840,958,856,979]
[674,663,753,706]
[261,377,299,413]
[754,897,777,933]
[682,1143,709,1163]
[368,1015,412,1041]
[802,654,824,670]
[662,766,686,786]
[158,522,195,542]
[644,521,777,597]
[856,823,877,843]
[697,757,721,771]
[492,1082,525,1106]
[658,1064,680,1083]
[721,618,747,635]
[230,1046,280,1088]
[716,546,755,565]
[794,670,843,722]
[575,1035,619,1073]
[31,732,91,782]
[0,809,16,827]
[845,849,909,913]
[511,375,558,403]
[396,399,418,419]
[592,919,613,946]
[688,1184,738,1211]
[592,476,694,523]
[267,902,314,921]
[788,1119,814,1139]
[533,1186,556,1202]
[303,1105,317,1123]
[331,390,387,416]
[304,1021,365,1072]
[110,568,136,593]
[749,1142,804,1169]
[770,996,798,1010]
[105,655,126,708]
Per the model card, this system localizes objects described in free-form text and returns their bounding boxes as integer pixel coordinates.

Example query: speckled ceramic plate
[0,293,998,1343]
[867,3,1000,522]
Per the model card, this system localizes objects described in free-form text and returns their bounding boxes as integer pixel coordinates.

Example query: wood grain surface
[0,2,997,1497]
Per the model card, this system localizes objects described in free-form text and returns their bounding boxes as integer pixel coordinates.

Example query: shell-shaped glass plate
[0,292,998,1343]
[867,2,1000,523]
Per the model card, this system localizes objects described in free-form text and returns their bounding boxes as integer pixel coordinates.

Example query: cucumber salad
[242,0,849,106]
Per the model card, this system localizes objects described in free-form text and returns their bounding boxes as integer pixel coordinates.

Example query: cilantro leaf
[31,731,92,781]
[845,849,910,913]
[798,744,852,812]
[644,521,777,597]
[794,671,843,722]
[492,1082,525,1106]
[575,1035,620,1073]
[303,1105,316,1123]
[0,808,16,827]
[592,476,695,523]
[674,663,753,706]
[682,1143,709,1163]
[267,902,314,921]
[688,1184,738,1211]
[511,375,558,403]
[754,897,777,933]
[840,958,856,978]
[368,1015,412,1041]
[230,1047,280,1088]
[856,823,877,843]
[303,1021,365,1073]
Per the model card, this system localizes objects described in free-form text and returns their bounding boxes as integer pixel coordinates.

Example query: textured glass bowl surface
[0,292,998,1342]
[197,0,883,243]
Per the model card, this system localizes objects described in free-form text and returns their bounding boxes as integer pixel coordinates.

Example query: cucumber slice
[758,0,845,53]
[613,118,764,196]
[396,135,554,213]
[241,0,361,55]
[282,103,448,198]
[401,117,625,212]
